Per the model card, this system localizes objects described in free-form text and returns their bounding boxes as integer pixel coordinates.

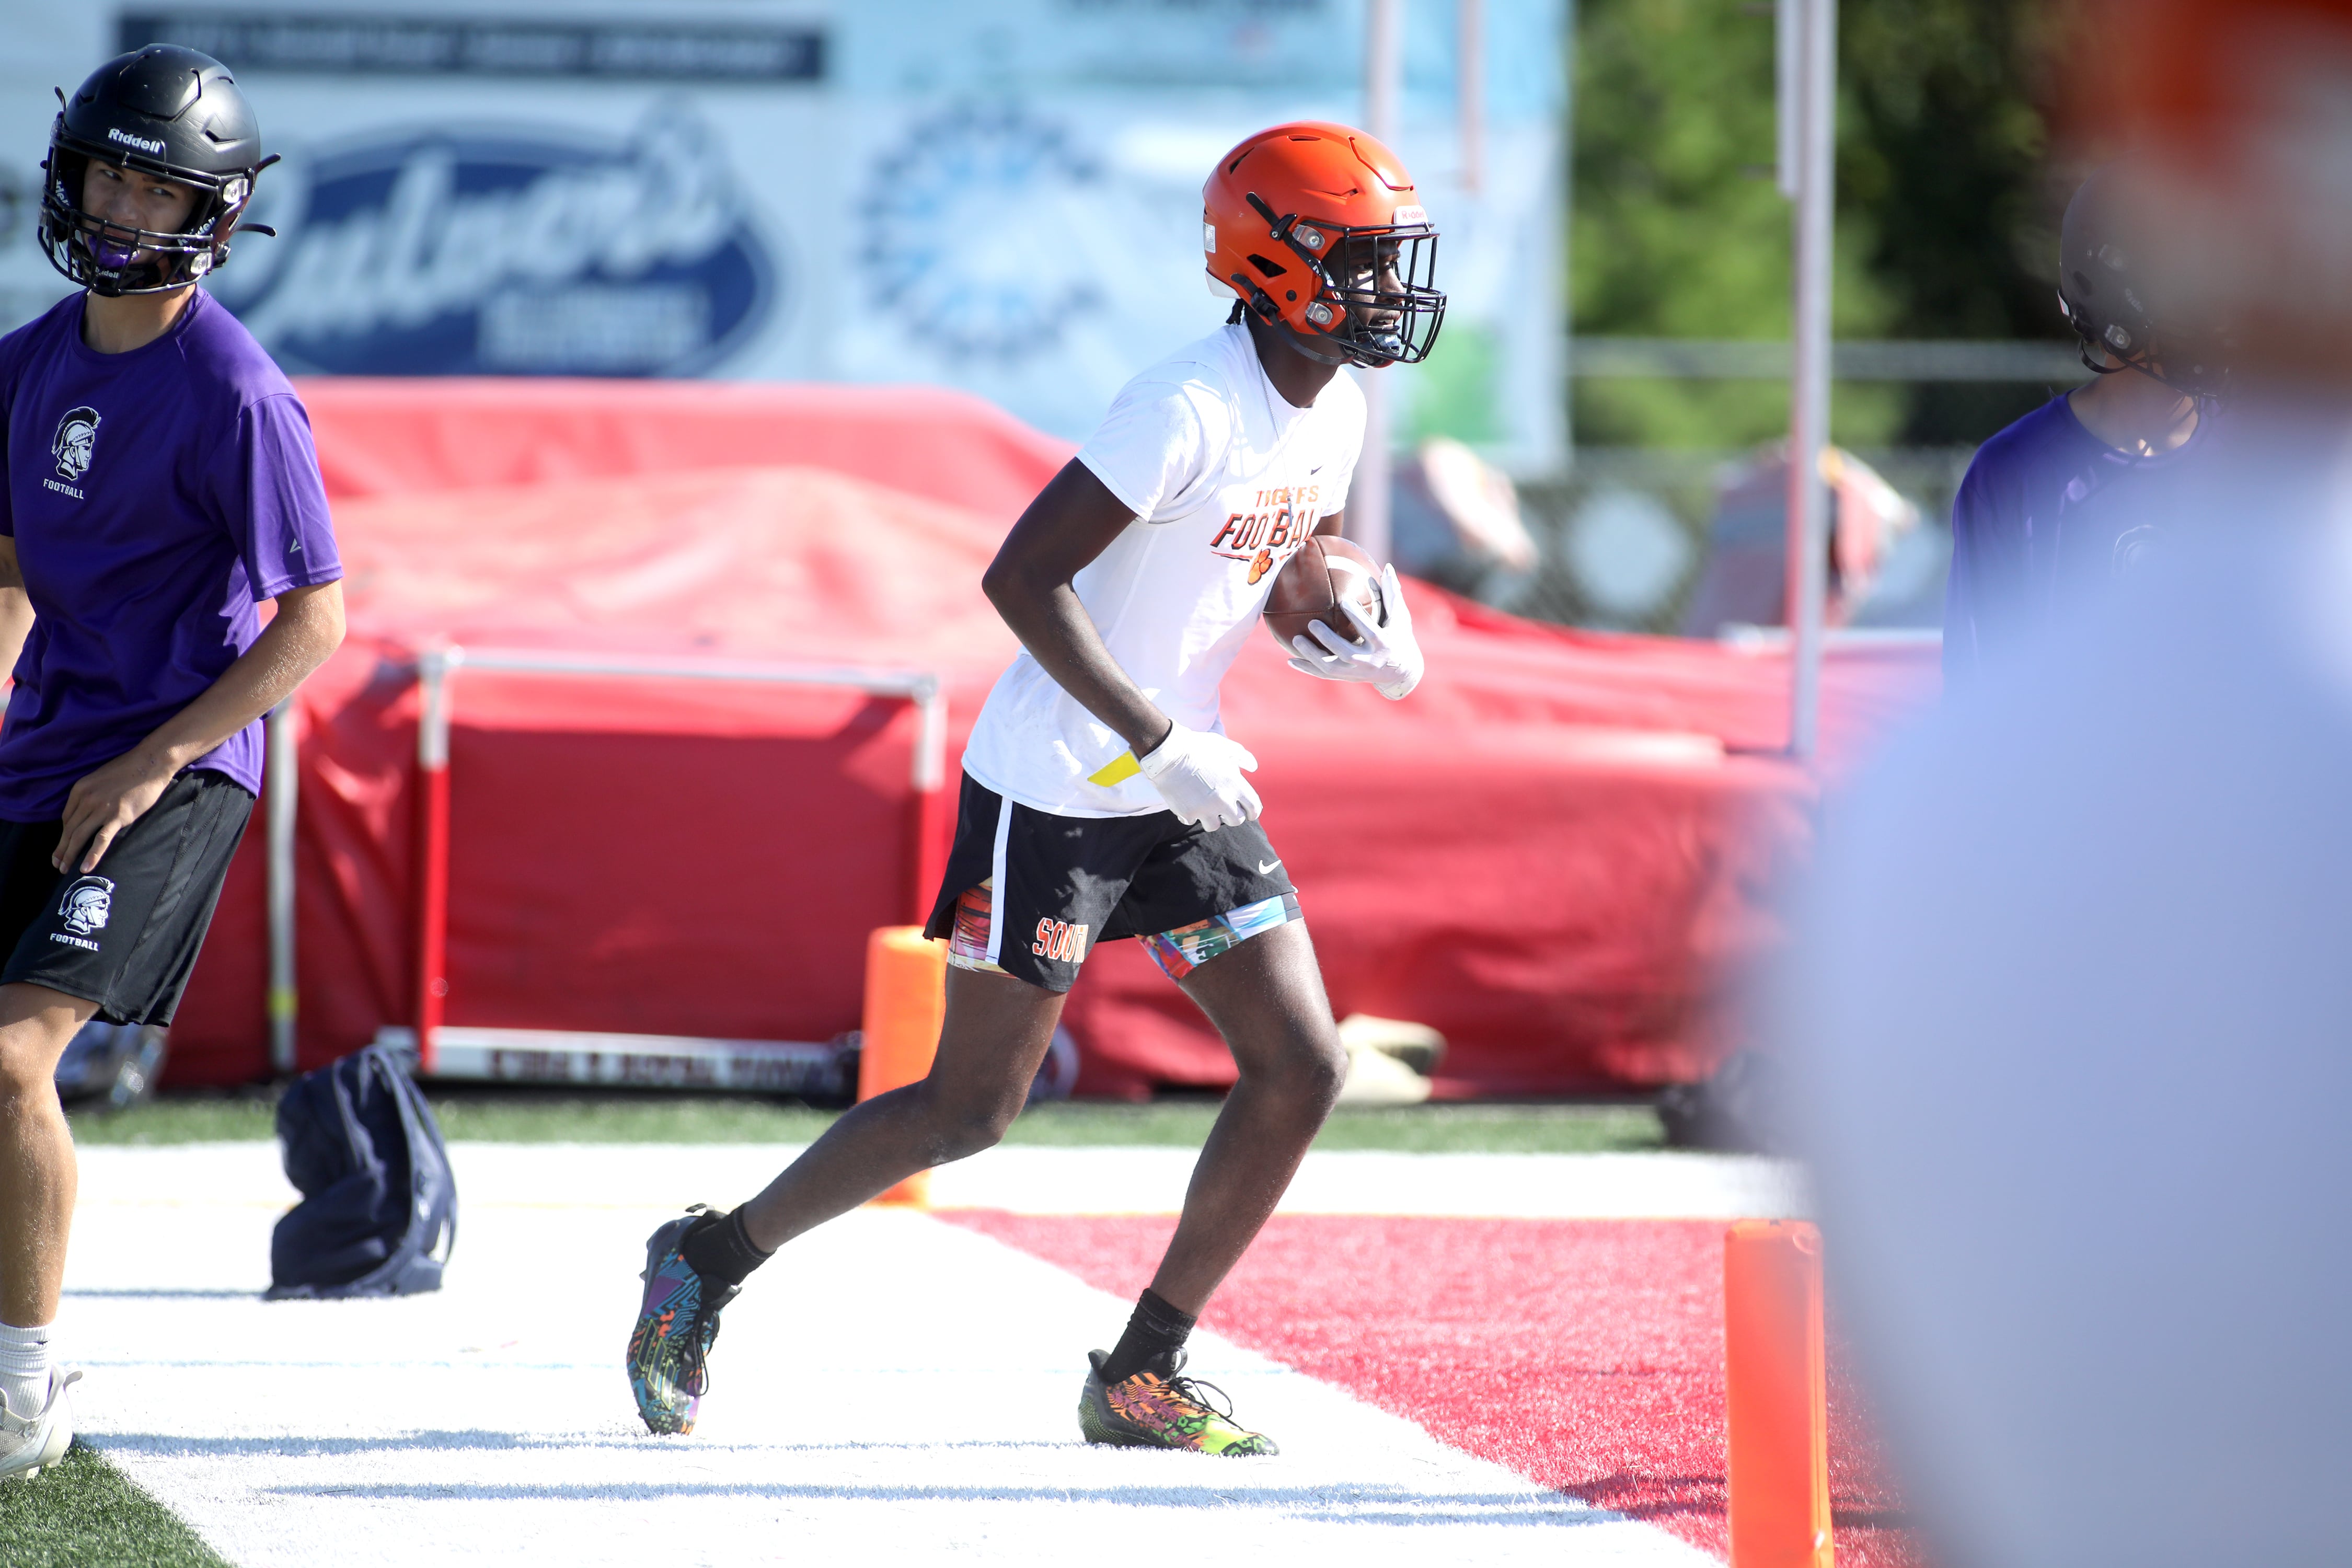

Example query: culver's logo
[213,105,776,376]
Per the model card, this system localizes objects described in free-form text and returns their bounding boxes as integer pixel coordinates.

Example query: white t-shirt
[961,323,1366,817]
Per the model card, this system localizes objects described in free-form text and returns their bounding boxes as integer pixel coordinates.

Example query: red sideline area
[164,379,1939,1094]
[946,1211,1922,1566]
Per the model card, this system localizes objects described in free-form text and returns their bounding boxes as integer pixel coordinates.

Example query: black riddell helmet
[38,45,276,297]
[2055,160,2231,397]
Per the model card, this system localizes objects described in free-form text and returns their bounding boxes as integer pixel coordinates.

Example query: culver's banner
[213,107,776,376]
[0,1,1565,465]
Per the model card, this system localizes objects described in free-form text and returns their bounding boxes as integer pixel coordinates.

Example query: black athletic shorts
[0,767,255,1026]
[921,771,1301,994]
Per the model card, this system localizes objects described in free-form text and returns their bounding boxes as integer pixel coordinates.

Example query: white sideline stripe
[71,1142,1813,1220]
[933,1145,1813,1219]
[62,1144,1717,1568]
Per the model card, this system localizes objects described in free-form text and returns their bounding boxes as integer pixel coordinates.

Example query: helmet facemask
[2058,286,2234,399]
[2055,162,2233,399]
[1229,192,1446,369]
[38,125,266,298]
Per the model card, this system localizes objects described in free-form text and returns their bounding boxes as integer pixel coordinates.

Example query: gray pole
[1783,0,1836,760]
[1353,0,1404,564]
[265,700,298,1074]
[1458,0,1484,195]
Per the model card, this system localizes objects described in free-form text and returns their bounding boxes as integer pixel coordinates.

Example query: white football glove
[1136,723,1262,831]
[1288,562,1425,700]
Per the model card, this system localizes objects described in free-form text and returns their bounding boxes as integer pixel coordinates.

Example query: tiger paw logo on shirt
[52,406,100,482]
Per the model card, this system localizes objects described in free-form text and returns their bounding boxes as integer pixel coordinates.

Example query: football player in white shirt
[626,122,1443,1455]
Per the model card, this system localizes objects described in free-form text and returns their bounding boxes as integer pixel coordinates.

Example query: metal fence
[1496,445,1977,636]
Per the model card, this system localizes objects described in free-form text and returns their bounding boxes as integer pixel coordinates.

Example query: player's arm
[0,538,35,689]
[53,582,345,873]
[984,460,1260,828]
[984,460,1175,756]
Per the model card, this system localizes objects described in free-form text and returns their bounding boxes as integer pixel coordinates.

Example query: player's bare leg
[0,986,96,1329]
[1074,918,1342,1456]
[624,964,1060,1433]
[735,967,1063,1251]
[0,984,96,1477]
[1146,919,1344,1312]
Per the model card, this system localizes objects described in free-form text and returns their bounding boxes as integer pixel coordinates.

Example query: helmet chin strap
[2079,335,2207,397]
[1236,287,1395,370]
[1276,325,1353,367]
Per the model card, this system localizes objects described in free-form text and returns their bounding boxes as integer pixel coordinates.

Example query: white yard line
[932,1144,1812,1218]
[78,1140,1807,1219]
[62,1145,1746,1566]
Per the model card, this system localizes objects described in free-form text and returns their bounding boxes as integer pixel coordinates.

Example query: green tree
[1571,0,2064,448]
[1841,0,2072,443]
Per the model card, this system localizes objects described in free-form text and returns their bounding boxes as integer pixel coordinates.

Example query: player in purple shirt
[0,46,343,1479]
[1944,162,2227,689]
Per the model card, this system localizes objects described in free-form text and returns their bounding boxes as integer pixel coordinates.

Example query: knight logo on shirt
[57,876,114,942]
[51,407,100,482]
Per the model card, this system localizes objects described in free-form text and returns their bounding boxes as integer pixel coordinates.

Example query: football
[1263,536,1387,652]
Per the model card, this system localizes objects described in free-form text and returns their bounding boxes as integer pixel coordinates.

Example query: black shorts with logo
[922,771,1298,994]
[0,768,255,1027]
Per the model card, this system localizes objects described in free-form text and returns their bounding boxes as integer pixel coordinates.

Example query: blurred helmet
[39,45,274,297]
[1203,122,1445,368]
[2055,161,2231,396]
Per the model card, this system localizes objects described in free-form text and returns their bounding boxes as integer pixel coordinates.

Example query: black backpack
[267,1044,457,1299]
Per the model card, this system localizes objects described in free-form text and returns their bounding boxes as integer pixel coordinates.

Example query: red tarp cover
[297,377,1069,525]
[164,379,1939,1097]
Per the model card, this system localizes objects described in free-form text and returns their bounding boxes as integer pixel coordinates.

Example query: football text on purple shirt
[0,289,342,819]
[1943,390,2218,688]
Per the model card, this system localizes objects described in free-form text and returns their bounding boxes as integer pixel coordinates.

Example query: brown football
[1263,535,1387,653]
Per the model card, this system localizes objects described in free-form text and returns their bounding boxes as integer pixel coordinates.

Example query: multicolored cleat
[626,1206,739,1435]
[1078,1348,1278,1456]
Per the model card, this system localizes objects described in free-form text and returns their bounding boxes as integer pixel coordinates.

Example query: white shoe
[0,1367,81,1480]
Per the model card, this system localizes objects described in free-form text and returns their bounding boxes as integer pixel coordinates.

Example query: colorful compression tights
[945,882,1301,982]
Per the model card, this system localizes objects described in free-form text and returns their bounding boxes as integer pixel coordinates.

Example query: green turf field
[0,1442,229,1568]
[67,1091,1665,1152]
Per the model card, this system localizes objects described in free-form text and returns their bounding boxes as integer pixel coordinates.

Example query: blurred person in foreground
[1943,159,2230,688]
[0,47,343,1481]
[622,123,1438,1453]
[1791,2,2352,1563]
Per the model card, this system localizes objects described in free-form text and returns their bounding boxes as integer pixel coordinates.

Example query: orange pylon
[859,926,946,1207]
[1725,1219,1833,1566]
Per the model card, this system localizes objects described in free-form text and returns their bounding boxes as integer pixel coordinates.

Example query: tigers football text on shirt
[960,322,1366,817]
[1944,390,2221,689]
[0,289,342,818]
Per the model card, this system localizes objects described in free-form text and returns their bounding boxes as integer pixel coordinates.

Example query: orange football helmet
[1203,121,1444,368]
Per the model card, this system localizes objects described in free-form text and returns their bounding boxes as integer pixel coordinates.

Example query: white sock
[0,1322,53,1419]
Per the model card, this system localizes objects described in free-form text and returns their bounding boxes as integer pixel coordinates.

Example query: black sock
[679,1207,773,1289]
[1097,1288,1197,1383]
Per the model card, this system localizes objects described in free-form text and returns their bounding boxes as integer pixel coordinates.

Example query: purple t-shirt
[1944,390,2219,689]
[0,290,341,819]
